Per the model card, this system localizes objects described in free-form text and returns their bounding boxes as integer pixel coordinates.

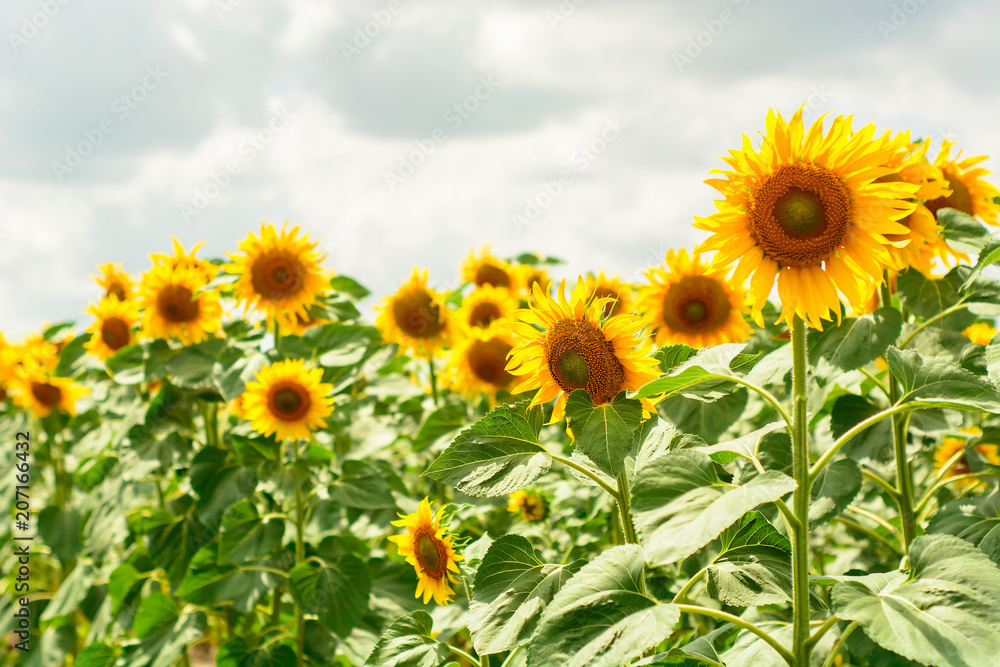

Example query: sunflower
[84,298,139,360]
[10,373,88,418]
[584,272,634,318]
[375,268,453,356]
[695,107,919,329]
[226,222,331,331]
[933,435,1000,490]
[458,285,518,331]
[283,311,330,336]
[461,246,518,291]
[0,333,58,382]
[150,238,219,282]
[506,279,660,423]
[636,249,751,348]
[388,498,463,606]
[242,359,334,441]
[963,322,997,346]
[94,262,135,301]
[138,265,223,345]
[508,489,547,522]
[516,263,551,300]
[925,139,1000,226]
[442,329,516,404]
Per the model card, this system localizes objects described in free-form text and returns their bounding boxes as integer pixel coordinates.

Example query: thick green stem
[291,439,306,667]
[550,453,619,497]
[615,469,639,545]
[428,354,439,407]
[790,316,812,667]
[820,621,858,667]
[677,604,793,665]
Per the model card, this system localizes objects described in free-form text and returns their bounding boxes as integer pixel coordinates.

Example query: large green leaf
[927,491,1000,565]
[637,624,739,666]
[364,611,450,667]
[565,390,642,477]
[659,388,749,443]
[706,511,792,607]
[424,401,551,497]
[632,449,797,565]
[329,459,398,509]
[811,308,902,371]
[887,346,1000,412]
[636,344,746,401]
[962,238,1000,291]
[128,601,206,667]
[529,545,679,667]
[832,533,1000,667]
[897,268,969,325]
[696,421,784,466]
[176,544,281,613]
[40,560,96,621]
[413,402,467,451]
[76,643,118,667]
[133,594,180,640]
[938,207,993,254]
[38,506,82,564]
[468,535,581,655]
[164,338,226,389]
[217,500,285,564]
[217,639,297,667]
[289,554,371,637]
[809,458,862,526]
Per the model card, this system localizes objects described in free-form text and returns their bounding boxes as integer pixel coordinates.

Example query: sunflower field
[6,107,1000,667]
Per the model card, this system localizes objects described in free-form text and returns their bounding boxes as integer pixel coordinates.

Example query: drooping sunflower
[242,358,334,441]
[933,435,1000,490]
[508,489,548,522]
[10,372,88,418]
[458,285,519,331]
[84,298,139,360]
[695,107,919,329]
[584,272,634,318]
[150,238,219,282]
[94,262,135,301]
[138,265,223,345]
[388,498,463,606]
[506,279,660,423]
[925,139,1000,226]
[637,249,752,348]
[963,322,997,346]
[226,222,331,331]
[375,268,453,356]
[442,329,516,404]
[461,246,519,291]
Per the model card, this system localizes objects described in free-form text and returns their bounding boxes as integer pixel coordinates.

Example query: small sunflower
[508,489,547,522]
[388,498,463,606]
[375,268,453,356]
[458,285,518,331]
[150,238,219,282]
[84,298,139,360]
[94,262,135,301]
[933,435,1000,490]
[584,272,634,318]
[925,139,1000,226]
[226,222,331,331]
[963,322,997,346]
[461,246,518,291]
[138,265,223,345]
[506,279,660,423]
[516,264,551,300]
[442,329,516,404]
[0,333,58,381]
[696,107,919,329]
[242,359,334,441]
[283,311,330,336]
[10,373,88,418]
[637,249,752,348]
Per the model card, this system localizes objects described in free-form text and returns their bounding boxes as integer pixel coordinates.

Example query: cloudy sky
[1,0,997,337]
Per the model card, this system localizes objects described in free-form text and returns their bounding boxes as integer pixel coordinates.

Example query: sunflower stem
[820,621,858,667]
[291,438,306,667]
[790,315,813,667]
[427,354,440,407]
[615,469,639,545]
[676,604,794,666]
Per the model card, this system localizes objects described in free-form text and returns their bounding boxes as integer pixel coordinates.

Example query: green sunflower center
[774,188,825,238]
[545,319,624,404]
[558,351,590,387]
[685,300,707,323]
[414,530,447,579]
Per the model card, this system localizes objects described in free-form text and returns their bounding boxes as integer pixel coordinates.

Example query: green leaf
[939,207,993,254]
[706,511,792,607]
[217,500,285,564]
[329,274,371,299]
[811,308,903,371]
[696,421,784,466]
[962,238,1000,291]
[130,608,206,667]
[314,324,378,366]
[633,417,686,475]
[176,544,281,613]
[829,393,893,462]
[75,455,118,493]
[164,338,226,388]
[927,492,1000,565]
[76,643,118,667]
[529,545,680,667]
[217,639,298,667]
[108,563,143,612]
[637,344,745,401]
[832,533,1000,667]
[106,343,146,385]
[468,535,581,655]
[897,268,974,331]
[55,333,91,377]
[654,344,697,373]
[632,449,797,565]
[565,390,642,477]
[887,346,1000,412]
[809,458,862,526]
[133,593,179,639]
[413,402,467,451]
[986,338,1000,388]
[364,610,450,667]
[659,388,749,443]
[38,506,82,564]
[637,624,739,666]
[40,560,96,621]
[424,401,551,497]
[329,460,397,509]
[216,351,268,402]
[290,555,371,637]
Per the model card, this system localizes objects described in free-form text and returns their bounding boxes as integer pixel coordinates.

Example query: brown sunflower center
[100,317,131,351]
[925,170,975,218]
[520,494,545,521]
[156,285,200,323]
[106,281,127,301]
[748,162,852,268]
[951,454,971,477]
[414,529,448,579]
[31,381,62,407]
[468,338,514,387]
[251,251,305,302]
[469,301,503,328]
[268,382,312,421]
[593,286,623,317]
[475,263,511,288]
[545,319,624,404]
[662,275,731,334]
[392,289,445,339]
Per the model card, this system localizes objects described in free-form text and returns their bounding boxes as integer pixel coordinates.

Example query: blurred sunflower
[695,107,918,329]
[0,333,58,381]
[84,298,139,360]
[584,272,634,318]
[284,310,330,336]
[925,139,1000,226]
[442,329,516,404]
[506,279,659,423]
[138,265,223,345]
[242,358,334,441]
[226,222,330,331]
[637,249,751,348]
[461,246,518,290]
[375,268,452,356]
[963,322,997,346]
[516,263,551,300]
[508,489,547,522]
[150,238,219,281]
[388,498,463,606]
[10,372,88,418]
[458,285,518,331]
[933,435,1000,490]
[94,262,135,301]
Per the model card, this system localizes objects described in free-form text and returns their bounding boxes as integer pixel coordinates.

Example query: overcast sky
[2,0,998,337]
